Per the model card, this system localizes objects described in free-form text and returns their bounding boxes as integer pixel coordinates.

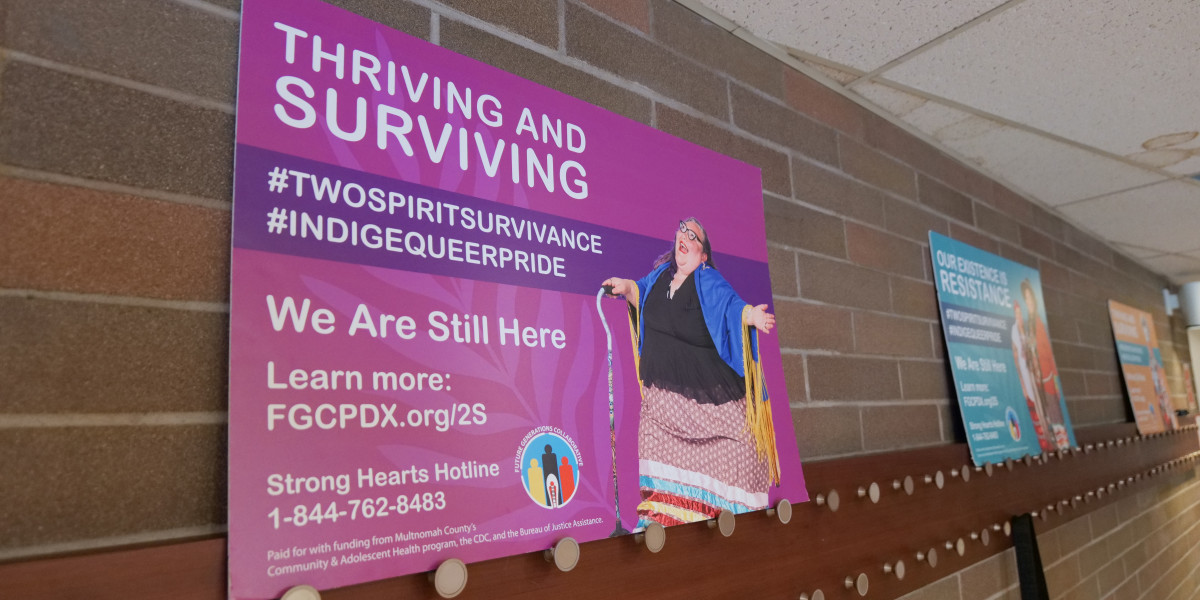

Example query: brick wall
[1,0,1195,596]
[899,469,1200,600]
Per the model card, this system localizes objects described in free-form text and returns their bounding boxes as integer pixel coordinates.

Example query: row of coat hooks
[815,425,1196,513]
[803,428,1200,598]
[277,427,1199,600]
[278,502,794,600]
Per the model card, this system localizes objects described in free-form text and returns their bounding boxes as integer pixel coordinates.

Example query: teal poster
[929,232,1077,465]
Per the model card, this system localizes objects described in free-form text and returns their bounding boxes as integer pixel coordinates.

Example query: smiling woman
[602,217,779,529]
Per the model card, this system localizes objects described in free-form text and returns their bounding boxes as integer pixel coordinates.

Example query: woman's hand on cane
[602,278,632,297]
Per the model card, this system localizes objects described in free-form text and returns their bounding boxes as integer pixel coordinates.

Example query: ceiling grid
[698,0,1200,282]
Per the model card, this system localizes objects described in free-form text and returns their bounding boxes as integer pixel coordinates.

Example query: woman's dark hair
[1019,279,1034,300]
[1019,279,1037,315]
[651,217,715,275]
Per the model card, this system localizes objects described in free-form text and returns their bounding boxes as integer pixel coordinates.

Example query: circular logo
[1005,406,1022,441]
[515,428,580,509]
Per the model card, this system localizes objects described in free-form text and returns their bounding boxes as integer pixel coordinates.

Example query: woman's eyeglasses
[678,220,702,242]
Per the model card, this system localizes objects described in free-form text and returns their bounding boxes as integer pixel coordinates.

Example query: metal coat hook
[843,573,868,596]
[973,529,990,545]
[815,490,840,512]
[545,537,580,572]
[857,482,880,503]
[431,559,468,598]
[883,560,906,580]
[766,499,793,524]
[923,471,945,489]
[708,509,735,537]
[281,585,321,600]
[634,521,666,553]
[950,465,971,482]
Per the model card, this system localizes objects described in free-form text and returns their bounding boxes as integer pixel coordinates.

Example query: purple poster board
[228,1,808,597]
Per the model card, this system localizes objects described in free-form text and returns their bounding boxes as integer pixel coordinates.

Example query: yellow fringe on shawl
[741,306,781,486]
[623,292,781,487]
[624,285,643,382]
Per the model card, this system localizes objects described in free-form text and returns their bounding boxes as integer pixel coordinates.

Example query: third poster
[1107,300,1178,434]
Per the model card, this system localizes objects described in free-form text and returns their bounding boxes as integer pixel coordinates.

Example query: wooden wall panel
[3,422,1196,600]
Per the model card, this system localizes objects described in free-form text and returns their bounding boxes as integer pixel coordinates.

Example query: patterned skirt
[636,385,769,528]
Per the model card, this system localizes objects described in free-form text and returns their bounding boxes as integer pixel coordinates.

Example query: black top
[639,270,746,405]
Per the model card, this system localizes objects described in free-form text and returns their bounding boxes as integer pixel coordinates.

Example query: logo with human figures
[515,427,581,509]
[1005,406,1022,441]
